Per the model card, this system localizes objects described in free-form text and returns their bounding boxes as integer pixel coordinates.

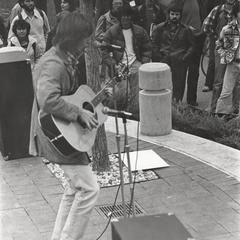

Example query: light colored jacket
[8,8,50,56]
[8,35,40,67]
[30,47,90,164]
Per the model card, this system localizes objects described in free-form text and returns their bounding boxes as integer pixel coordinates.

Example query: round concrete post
[139,62,172,136]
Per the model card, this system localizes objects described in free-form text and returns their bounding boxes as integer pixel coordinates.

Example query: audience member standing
[181,0,208,107]
[152,3,194,103]
[202,0,224,92]
[102,5,151,115]
[8,19,40,68]
[132,0,166,37]
[95,0,123,46]
[8,0,50,57]
[8,0,48,28]
[8,1,22,27]
[34,0,47,14]
[95,0,123,82]
[94,0,113,22]
[0,16,7,47]
[203,0,238,113]
[53,0,79,14]
[46,0,76,51]
[215,2,240,117]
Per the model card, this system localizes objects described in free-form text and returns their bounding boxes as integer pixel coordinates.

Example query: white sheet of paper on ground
[121,149,169,172]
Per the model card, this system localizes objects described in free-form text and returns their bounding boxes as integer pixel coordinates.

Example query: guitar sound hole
[83,102,94,113]
[82,102,98,120]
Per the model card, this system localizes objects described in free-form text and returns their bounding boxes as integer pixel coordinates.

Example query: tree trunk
[79,0,110,171]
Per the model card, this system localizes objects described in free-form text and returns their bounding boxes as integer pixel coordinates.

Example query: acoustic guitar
[39,64,128,156]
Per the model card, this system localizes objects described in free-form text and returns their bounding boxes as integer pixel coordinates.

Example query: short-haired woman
[8,19,40,68]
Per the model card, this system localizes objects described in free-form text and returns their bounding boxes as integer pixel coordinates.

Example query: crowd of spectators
[0,0,239,120]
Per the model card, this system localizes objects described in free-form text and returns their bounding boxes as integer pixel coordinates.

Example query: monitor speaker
[111,213,194,240]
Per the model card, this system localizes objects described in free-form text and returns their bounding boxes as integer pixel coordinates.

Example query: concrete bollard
[139,62,172,136]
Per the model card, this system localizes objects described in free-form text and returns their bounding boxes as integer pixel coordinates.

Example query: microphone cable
[95,150,127,240]
[95,182,121,240]
[123,48,130,112]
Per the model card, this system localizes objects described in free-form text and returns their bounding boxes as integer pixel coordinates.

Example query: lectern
[0,47,34,160]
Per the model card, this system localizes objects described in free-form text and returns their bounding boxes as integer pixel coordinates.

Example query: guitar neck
[91,64,128,107]
[91,79,116,107]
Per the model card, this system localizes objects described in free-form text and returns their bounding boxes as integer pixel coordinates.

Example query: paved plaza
[0,117,240,240]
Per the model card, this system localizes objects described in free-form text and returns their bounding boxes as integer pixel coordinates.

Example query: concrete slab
[105,117,240,181]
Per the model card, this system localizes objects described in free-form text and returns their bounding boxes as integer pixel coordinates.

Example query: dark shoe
[188,102,199,107]
[202,86,212,92]
[215,113,237,122]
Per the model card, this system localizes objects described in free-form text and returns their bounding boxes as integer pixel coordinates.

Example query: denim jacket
[216,19,240,64]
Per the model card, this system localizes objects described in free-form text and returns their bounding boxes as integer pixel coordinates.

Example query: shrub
[172,102,240,150]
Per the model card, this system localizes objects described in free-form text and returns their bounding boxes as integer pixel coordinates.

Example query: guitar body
[39,85,108,154]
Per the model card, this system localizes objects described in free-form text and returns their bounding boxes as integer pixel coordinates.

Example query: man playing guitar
[30,11,111,240]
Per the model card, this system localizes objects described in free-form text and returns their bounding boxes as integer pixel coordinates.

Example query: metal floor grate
[96,201,145,219]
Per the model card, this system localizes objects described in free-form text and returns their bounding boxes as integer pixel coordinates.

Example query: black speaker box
[0,58,33,160]
[111,213,193,240]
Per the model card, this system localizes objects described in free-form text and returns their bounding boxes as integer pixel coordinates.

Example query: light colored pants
[51,164,100,240]
[216,62,240,114]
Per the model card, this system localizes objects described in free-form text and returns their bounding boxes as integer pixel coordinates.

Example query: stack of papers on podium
[0,46,28,63]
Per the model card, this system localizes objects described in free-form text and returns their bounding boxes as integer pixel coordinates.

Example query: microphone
[102,107,132,118]
[98,42,123,50]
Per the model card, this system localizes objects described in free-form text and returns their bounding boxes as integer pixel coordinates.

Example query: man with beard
[152,2,195,103]
[8,0,50,57]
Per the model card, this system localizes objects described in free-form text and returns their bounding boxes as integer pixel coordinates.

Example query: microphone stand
[109,52,127,218]
[121,115,136,217]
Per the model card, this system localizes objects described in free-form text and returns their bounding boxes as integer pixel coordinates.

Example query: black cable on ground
[200,41,209,78]
[95,180,121,240]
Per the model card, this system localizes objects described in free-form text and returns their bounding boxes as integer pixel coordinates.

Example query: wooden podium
[111,214,194,240]
[0,47,34,160]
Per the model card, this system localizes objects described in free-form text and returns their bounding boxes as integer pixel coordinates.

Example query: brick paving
[0,132,240,240]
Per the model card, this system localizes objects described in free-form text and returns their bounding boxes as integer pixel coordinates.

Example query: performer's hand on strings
[77,109,98,130]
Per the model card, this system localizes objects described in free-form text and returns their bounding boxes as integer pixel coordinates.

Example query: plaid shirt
[202,4,233,37]
[95,11,119,43]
